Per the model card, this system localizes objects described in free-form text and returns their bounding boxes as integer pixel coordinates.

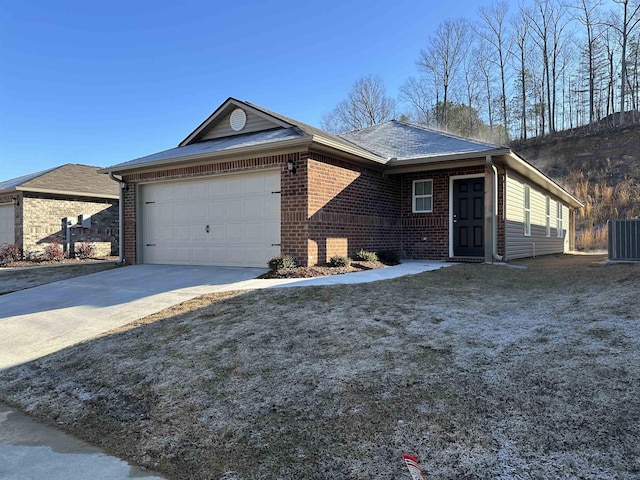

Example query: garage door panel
[142,171,280,267]
[226,202,243,218]
[225,177,244,195]
[0,205,15,245]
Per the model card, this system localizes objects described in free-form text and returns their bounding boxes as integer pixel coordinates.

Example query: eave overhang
[501,152,583,208]
[101,133,387,176]
[0,187,118,200]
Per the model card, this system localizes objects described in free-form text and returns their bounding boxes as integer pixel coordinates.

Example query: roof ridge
[0,165,61,189]
[390,120,506,149]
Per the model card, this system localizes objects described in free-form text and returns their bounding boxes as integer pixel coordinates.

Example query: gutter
[108,172,126,265]
[14,186,119,200]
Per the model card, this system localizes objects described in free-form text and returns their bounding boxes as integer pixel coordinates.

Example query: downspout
[108,172,126,265]
[491,163,504,261]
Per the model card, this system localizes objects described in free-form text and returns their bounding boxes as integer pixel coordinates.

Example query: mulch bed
[1,256,119,268]
[258,260,390,279]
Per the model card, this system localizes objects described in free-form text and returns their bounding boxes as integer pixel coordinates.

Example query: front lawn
[0,254,638,479]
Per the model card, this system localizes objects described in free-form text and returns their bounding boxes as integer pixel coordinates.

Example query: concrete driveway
[0,265,266,370]
[0,261,449,370]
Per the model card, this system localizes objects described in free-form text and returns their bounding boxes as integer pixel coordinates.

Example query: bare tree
[626,31,640,120]
[475,41,497,139]
[462,50,484,138]
[320,75,396,133]
[571,0,606,129]
[398,76,433,125]
[418,18,471,130]
[526,0,572,135]
[608,0,640,125]
[477,1,512,140]
[511,3,534,139]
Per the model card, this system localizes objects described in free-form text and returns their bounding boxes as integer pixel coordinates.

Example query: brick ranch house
[0,164,119,257]
[102,97,583,268]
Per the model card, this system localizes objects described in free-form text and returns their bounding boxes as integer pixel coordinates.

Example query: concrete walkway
[0,403,165,480]
[0,260,449,480]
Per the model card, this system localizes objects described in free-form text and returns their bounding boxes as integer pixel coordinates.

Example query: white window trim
[524,184,531,237]
[545,196,551,237]
[557,202,564,238]
[412,179,433,213]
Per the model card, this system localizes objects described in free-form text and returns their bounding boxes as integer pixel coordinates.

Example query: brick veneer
[307,152,400,264]
[399,165,487,260]
[119,152,507,266]
[20,194,118,254]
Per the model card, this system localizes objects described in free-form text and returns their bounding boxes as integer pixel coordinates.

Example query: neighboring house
[0,164,119,256]
[102,97,582,268]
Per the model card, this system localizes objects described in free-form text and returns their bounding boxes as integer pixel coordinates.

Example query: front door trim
[449,173,485,258]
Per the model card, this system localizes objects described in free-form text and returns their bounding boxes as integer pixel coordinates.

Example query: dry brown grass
[0,254,639,480]
[0,262,118,295]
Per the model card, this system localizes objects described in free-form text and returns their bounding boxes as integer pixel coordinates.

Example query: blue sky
[1,0,479,180]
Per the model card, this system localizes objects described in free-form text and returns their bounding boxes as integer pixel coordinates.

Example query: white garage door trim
[139,170,280,267]
[0,204,15,246]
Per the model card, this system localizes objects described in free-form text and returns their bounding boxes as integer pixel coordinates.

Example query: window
[557,202,564,238]
[412,179,433,213]
[545,196,551,237]
[524,185,531,236]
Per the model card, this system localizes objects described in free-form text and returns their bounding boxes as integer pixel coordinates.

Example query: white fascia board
[310,135,388,164]
[16,187,119,200]
[388,148,512,166]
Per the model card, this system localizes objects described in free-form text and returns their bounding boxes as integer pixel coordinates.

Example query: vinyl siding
[505,171,568,259]
[201,110,281,140]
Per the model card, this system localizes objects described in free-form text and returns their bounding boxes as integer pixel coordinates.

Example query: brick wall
[118,152,508,265]
[280,153,309,264]
[21,194,118,255]
[307,152,400,264]
[400,165,486,260]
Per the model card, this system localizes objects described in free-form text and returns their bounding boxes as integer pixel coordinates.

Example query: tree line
[321,0,640,144]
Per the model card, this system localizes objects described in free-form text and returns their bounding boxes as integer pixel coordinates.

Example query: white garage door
[0,205,15,245]
[141,171,280,267]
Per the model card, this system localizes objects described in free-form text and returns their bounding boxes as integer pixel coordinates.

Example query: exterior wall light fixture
[287,159,297,174]
[11,196,19,206]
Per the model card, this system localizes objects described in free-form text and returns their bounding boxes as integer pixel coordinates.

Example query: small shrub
[42,243,65,262]
[355,249,378,262]
[268,255,297,271]
[24,250,42,262]
[75,243,96,260]
[0,244,22,264]
[377,249,400,265]
[329,255,351,267]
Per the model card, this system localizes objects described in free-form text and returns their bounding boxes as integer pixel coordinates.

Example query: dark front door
[453,178,484,257]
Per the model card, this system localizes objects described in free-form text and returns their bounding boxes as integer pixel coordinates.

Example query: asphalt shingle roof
[340,121,505,161]
[104,99,507,173]
[0,164,119,197]
[109,128,305,170]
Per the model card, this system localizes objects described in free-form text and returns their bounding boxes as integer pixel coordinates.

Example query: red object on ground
[402,453,425,480]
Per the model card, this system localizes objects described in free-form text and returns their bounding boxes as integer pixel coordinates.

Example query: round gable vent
[229,108,247,131]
